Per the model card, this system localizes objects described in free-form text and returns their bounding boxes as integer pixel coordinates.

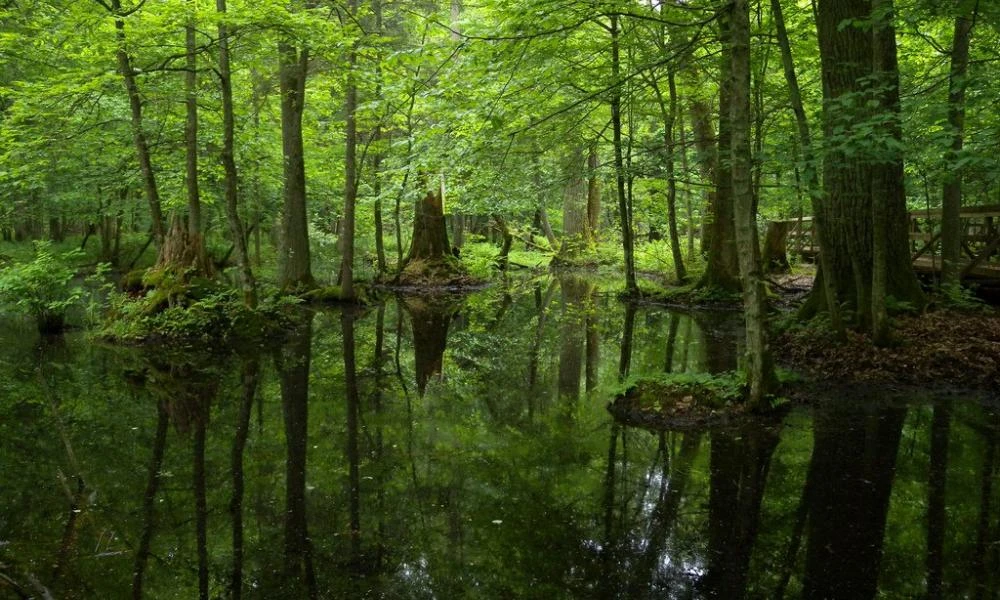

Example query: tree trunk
[587,143,600,239]
[110,0,164,244]
[278,42,315,290]
[941,9,976,289]
[690,99,718,256]
[730,0,773,407]
[217,0,257,307]
[406,186,451,262]
[185,9,201,237]
[557,146,589,261]
[762,221,791,274]
[158,2,213,278]
[679,106,695,257]
[814,0,923,330]
[493,214,513,272]
[610,14,637,296]
[339,0,359,300]
[771,0,844,337]
[698,6,741,292]
[652,70,687,283]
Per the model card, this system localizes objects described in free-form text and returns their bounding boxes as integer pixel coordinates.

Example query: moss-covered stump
[608,374,756,431]
[396,257,481,289]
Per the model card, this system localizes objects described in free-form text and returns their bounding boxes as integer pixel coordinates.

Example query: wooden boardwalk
[773,205,1000,282]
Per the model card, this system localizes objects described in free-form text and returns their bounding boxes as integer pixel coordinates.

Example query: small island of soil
[607,377,781,431]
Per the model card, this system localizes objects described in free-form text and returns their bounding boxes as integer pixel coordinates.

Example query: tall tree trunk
[771,0,844,338]
[610,14,637,296]
[110,0,164,244]
[815,0,923,330]
[339,0,359,300]
[372,0,387,276]
[690,99,718,256]
[278,42,315,290]
[587,143,600,239]
[679,105,695,256]
[652,71,687,282]
[185,10,201,237]
[941,7,976,288]
[731,0,773,407]
[557,145,589,261]
[217,0,257,307]
[699,4,741,291]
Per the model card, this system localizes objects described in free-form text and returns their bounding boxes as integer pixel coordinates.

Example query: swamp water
[1,276,998,599]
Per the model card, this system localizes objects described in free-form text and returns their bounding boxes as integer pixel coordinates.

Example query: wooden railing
[770,205,1000,280]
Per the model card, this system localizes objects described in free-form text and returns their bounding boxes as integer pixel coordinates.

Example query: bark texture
[277,42,314,290]
[813,0,923,329]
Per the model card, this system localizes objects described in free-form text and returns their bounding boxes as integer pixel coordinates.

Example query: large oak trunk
[811,0,923,328]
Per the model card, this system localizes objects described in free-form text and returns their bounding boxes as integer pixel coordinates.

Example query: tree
[730,0,774,407]
[217,0,257,307]
[770,0,844,337]
[339,0,360,300]
[277,38,314,290]
[811,0,924,334]
[698,3,740,292]
[941,2,978,289]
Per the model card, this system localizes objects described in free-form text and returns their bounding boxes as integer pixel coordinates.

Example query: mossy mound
[103,278,302,347]
[608,374,750,431]
[395,257,482,289]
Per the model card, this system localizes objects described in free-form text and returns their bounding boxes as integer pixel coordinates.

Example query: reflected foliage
[0,283,998,599]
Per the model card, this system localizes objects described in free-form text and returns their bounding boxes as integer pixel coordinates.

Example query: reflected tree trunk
[558,277,591,409]
[701,425,780,599]
[802,405,907,599]
[774,447,817,599]
[628,432,701,596]
[585,286,600,393]
[973,411,997,599]
[342,309,363,568]
[926,401,951,599]
[618,304,636,380]
[230,358,259,599]
[664,312,680,372]
[404,297,455,395]
[132,401,169,600]
[599,423,621,598]
[527,280,557,418]
[275,315,317,597]
[194,413,209,600]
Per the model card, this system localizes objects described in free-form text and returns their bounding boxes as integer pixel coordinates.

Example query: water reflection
[0,283,997,599]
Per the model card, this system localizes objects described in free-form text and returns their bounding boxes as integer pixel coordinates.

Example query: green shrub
[0,241,85,333]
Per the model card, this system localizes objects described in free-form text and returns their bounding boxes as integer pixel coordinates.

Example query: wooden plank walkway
[771,205,1000,283]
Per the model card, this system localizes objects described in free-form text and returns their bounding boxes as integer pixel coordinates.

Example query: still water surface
[1,276,998,599]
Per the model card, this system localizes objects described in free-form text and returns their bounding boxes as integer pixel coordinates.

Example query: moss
[397,257,481,288]
[608,372,753,430]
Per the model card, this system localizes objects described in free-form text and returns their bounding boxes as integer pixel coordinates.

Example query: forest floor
[775,308,1000,395]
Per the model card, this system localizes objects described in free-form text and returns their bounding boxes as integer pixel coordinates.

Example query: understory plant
[0,241,85,333]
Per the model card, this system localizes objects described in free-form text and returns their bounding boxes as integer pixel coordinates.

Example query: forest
[1,0,1000,598]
